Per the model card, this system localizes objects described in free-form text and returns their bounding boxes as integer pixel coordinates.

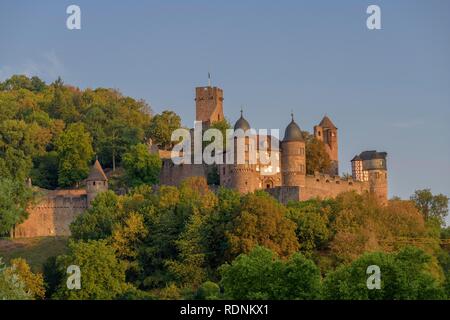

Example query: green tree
[411,189,449,225]
[9,258,45,299]
[201,187,241,269]
[330,192,430,263]
[286,199,333,256]
[122,143,162,187]
[147,110,181,150]
[0,258,32,300]
[196,281,221,300]
[0,178,34,236]
[56,122,94,187]
[30,151,59,189]
[303,131,332,175]
[0,120,50,180]
[70,191,122,241]
[48,77,80,122]
[322,246,446,300]
[219,246,322,300]
[226,191,299,259]
[53,240,129,300]
[165,213,207,289]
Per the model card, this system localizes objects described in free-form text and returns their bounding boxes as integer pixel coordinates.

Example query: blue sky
[1,0,449,221]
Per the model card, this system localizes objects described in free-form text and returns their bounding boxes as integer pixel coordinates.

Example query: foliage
[322,246,447,300]
[303,131,332,175]
[56,122,94,187]
[0,75,152,189]
[330,192,431,263]
[286,199,335,256]
[147,110,181,150]
[70,191,123,241]
[122,143,162,187]
[196,281,221,300]
[0,178,34,236]
[0,120,50,180]
[411,189,449,226]
[220,246,322,300]
[53,240,128,300]
[30,151,59,189]
[9,258,45,299]
[225,191,299,259]
[0,258,32,300]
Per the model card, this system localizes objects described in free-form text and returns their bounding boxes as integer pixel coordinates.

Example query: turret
[229,111,258,193]
[358,150,388,204]
[281,114,306,188]
[314,115,338,176]
[86,159,108,207]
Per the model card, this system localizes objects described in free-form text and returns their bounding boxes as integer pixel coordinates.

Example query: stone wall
[13,190,87,238]
[301,174,369,201]
[266,186,301,205]
[160,160,207,186]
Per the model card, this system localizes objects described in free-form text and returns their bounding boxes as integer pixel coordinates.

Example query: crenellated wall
[13,190,87,238]
[301,174,369,201]
[160,159,208,186]
[266,186,301,204]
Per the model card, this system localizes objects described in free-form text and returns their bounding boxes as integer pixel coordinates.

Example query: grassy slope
[0,237,69,273]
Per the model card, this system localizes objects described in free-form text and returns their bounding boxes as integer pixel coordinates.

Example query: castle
[13,160,108,238]
[160,84,388,204]
[14,84,387,238]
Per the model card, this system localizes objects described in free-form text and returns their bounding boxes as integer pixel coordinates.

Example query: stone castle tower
[229,111,259,193]
[86,159,108,207]
[314,116,339,176]
[195,86,224,126]
[15,160,109,238]
[351,151,388,204]
[281,114,306,188]
[160,83,389,204]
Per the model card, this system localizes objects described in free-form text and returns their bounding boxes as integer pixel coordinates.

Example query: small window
[93,181,96,186]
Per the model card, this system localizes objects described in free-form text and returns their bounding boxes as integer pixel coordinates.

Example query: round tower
[229,111,258,193]
[281,114,306,187]
[86,159,108,207]
[363,151,388,204]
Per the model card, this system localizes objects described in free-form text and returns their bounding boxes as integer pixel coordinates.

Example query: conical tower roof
[283,113,304,142]
[319,115,337,129]
[86,159,108,181]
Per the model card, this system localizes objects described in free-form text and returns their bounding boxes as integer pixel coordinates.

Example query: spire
[208,72,211,87]
[291,110,294,122]
[319,115,337,129]
[87,159,108,182]
[240,106,244,118]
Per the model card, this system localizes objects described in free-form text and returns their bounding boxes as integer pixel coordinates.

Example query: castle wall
[14,191,87,238]
[266,186,301,204]
[160,159,207,186]
[301,174,369,201]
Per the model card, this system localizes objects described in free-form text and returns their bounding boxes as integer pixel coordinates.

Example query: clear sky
[1,0,449,221]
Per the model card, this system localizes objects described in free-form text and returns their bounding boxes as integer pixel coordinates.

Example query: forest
[0,75,449,300]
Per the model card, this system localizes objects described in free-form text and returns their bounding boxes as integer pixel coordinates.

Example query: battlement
[195,86,224,100]
[195,86,224,125]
